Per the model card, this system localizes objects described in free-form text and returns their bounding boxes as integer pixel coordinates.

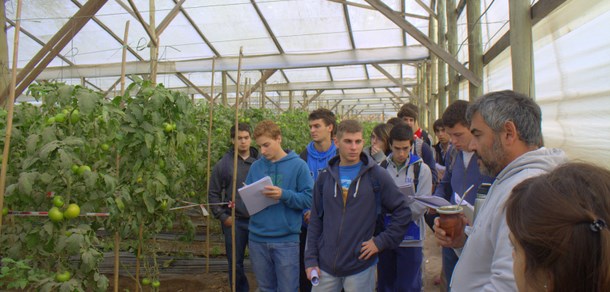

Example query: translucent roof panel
[283,68,331,83]
[183,2,278,56]
[257,1,352,54]
[349,0,403,49]
[481,0,510,51]
[151,15,215,61]
[367,63,403,79]
[330,65,367,81]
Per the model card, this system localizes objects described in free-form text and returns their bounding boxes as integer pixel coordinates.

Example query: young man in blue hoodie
[299,108,337,292]
[245,120,313,292]
[378,123,432,292]
[305,119,412,291]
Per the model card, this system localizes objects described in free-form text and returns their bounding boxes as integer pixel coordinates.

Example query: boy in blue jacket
[245,120,313,292]
[304,120,412,291]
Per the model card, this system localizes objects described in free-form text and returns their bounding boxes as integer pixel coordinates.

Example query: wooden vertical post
[446,0,459,102]
[509,0,535,98]
[288,91,293,110]
[115,20,130,292]
[429,0,438,119]
[230,48,244,292]
[0,0,21,232]
[0,3,9,105]
[205,58,216,274]
[437,0,448,112]
[467,0,484,100]
[260,78,265,109]
[222,72,228,106]
[149,0,158,85]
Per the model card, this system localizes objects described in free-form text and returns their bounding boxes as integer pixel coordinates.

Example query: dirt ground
[107,231,443,291]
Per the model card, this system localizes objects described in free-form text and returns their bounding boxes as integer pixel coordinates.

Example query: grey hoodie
[450,147,567,291]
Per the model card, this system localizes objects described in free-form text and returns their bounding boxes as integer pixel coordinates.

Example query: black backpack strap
[299,148,308,162]
[413,161,421,191]
[379,160,389,169]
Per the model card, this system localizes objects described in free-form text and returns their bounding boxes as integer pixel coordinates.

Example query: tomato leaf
[26,134,40,155]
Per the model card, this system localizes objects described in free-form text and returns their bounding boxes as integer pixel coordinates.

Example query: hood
[328,152,377,171]
[306,141,337,161]
[386,152,422,168]
[259,149,299,166]
[496,147,567,184]
[227,146,259,159]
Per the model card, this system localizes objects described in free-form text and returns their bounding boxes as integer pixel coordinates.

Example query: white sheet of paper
[238,176,279,215]
[413,196,452,209]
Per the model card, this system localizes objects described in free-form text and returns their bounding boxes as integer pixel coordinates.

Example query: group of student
[208,90,610,292]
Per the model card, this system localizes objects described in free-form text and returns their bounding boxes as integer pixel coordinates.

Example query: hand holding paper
[263,185,283,200]
[238,176,279,215]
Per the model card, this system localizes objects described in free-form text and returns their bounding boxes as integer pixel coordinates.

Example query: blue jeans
[221,218,249,292]
[377,247,423,292]
[249,240,299,292]
[442,247,459,288]
[312,264,376,292]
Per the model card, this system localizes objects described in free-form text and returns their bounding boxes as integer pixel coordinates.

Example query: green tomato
[158,159,166,169]
[54,113,66,123]
[164,123,173,133]
[62,109,69,115]
[64,203,80,219]
[70,109,80,123]
[114,198,125,212]
[46,117,56,125]
[245,117,251,123]
[77,165,91,176]
[152,280,160,288]
[71,164,80,174]
[52,195,65,208]
[55,271,71,282]
[48,207,64,222]
[141,278,151,285]
[100,143,110,151]
[2,207,8,216]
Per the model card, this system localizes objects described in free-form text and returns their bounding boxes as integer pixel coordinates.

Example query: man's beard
[478,135,505,177]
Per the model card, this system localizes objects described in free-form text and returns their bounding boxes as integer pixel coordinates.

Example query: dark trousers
[222,217,250,292]
[442,247,459,290]
[377,247,423,292]
[299,227,312,292]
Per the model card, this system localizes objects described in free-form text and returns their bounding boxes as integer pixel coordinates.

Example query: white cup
[310,269,319,286]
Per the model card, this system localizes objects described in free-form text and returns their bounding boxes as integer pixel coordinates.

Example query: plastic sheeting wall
[484,0,610,167]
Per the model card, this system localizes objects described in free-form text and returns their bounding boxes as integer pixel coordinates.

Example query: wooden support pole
[205,58,216,274]
[437,0,448,112]
[149,0,158,85]
[0,0,21,232]
[288,91,293,110]
[230,48,244,292]
[260,77,265,109]
[222,72,228,106]
[467,0,484,100]
[115,20,129,292]
[429,0,438,118]
[0,3,9,103]
[446,0,459,102]
[126,0,158,48]
[509,0,535,98]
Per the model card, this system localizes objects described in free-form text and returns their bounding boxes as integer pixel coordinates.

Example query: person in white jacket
[433,90,567,291]
[377,123,432,292]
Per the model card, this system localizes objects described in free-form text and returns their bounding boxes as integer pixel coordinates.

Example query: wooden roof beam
[0,0,108,104]
[34,46,428,80]
[155,0,186,36]
[365,0,481,87]
[126,0,158,47]
[328,0,429,20]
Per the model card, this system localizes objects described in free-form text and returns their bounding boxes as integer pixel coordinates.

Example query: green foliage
[0,80,314,290]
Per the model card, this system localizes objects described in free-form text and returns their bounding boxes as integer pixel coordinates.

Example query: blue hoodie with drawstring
[245,151,314,243]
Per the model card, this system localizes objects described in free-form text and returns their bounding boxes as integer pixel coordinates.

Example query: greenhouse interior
[0,0,609,291]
